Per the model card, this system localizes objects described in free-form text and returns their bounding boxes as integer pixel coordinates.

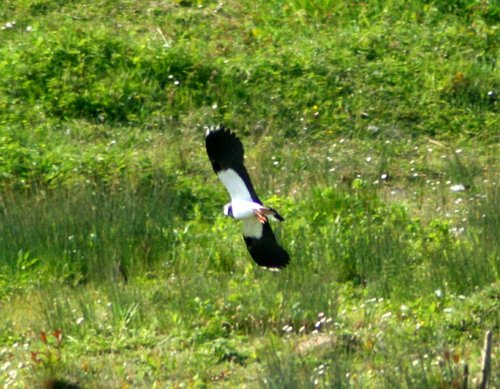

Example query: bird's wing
[242,218,290,268]
[205,127,261,204]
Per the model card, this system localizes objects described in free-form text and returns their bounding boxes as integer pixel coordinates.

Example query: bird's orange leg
[254,209,268,224]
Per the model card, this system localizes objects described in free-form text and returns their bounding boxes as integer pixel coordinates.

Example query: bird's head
[223,203,234,218]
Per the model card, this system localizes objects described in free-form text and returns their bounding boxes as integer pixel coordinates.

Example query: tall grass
[1,166,496,297]
[0,174,189,284]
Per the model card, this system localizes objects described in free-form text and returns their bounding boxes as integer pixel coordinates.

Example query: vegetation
[0,0,498,387]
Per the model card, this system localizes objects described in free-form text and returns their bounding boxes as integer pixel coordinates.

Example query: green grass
[0,0,499,387]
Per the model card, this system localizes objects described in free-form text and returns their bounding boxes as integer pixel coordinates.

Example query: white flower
[450,184,465,192]
[381,311,392,321]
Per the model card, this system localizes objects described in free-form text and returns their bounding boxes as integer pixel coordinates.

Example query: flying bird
[205,127,290,268]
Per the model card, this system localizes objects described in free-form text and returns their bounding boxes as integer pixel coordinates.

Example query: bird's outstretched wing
[242,218,290,268]
[205,127,261,204]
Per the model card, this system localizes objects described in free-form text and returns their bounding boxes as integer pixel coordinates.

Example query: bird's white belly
[231,199,261,220]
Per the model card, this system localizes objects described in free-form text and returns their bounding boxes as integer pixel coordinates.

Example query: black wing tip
[205,126,243,148]
[205,125,245,173]
[205,125,232,139]
[243,236,290,269]
[204,125,240,148]
[253,248,290,269]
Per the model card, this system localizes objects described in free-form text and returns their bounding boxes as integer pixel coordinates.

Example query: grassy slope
[0,0,499,387]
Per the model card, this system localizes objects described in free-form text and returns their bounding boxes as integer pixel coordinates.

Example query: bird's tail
[267,207,285,222]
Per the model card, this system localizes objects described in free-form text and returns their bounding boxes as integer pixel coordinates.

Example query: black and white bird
[205,127,290,269]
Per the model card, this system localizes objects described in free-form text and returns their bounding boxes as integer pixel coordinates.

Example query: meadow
[0,0,498,387]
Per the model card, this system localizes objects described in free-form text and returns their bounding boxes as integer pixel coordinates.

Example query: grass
[0,0,499,387]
